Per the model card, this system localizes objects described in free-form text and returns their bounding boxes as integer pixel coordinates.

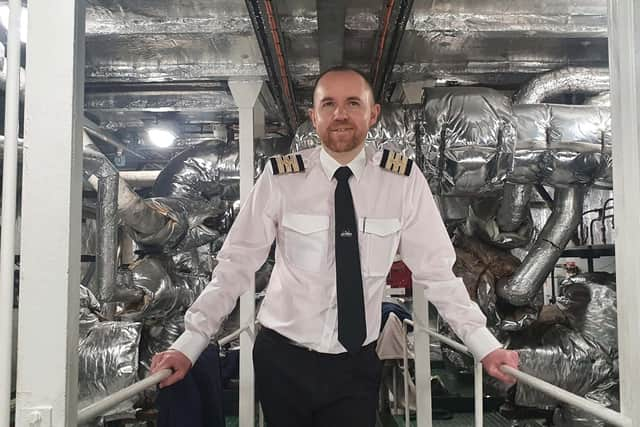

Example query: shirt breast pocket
[282,213,330,272]
[361,217,401,277]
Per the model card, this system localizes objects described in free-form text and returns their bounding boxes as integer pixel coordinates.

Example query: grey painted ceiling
[78,0,608,165]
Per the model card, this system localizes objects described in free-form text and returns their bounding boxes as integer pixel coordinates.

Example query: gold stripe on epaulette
[270,153,305,175]
[380,149,413,176]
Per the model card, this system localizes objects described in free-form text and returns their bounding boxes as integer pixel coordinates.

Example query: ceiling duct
[317,0,345,72]
[514,67,610,104]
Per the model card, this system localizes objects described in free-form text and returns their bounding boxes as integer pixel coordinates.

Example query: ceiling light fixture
[147,128,176,148]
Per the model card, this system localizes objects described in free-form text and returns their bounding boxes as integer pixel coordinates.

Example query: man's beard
[322,122,365,153]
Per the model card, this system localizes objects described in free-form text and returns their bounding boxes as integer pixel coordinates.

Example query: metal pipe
[244,0,298,131]
[497,186,586,306]
[514,67,610,104]
[119,170,161,187]
[497,183,532,232]
[0,2,22,425]
[83,121,147,160]
[370,0,415,101]
[500,366,632,427]
[83,132,167,236]
[405,319,472,355]
[76,325,250,424]
[218,324,247,346]
[95,169,119,319]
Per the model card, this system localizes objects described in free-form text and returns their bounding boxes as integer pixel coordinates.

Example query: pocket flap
[361,218,401,236]
[282,214,330,234]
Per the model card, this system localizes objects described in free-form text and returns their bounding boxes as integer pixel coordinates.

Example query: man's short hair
[312,65,376,104]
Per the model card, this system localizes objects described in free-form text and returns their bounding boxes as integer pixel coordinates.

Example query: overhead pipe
[118,170,161,187]
[370,0,415,102]
[3,132,167,234]
[496,186,586,306]
[0,2,23,425]
[514,67,610,104]
[244,0,298,132]
[496,183,533,232]
[83,133,167,237]
[83,119,147,160]
[1,137,159,187]
[586,92,611,106]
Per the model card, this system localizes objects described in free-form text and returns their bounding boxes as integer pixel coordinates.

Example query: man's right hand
[151,350,193,388]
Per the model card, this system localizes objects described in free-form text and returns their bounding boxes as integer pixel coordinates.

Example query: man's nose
[333,105,348,119]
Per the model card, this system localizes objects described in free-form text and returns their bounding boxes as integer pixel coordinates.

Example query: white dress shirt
[171,145,502,363]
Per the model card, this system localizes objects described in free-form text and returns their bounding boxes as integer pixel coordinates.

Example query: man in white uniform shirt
[151,66,519,426]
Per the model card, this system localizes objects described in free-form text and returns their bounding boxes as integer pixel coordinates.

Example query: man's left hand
[481,348,519,385]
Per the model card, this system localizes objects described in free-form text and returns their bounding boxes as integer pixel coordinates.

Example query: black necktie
[333,166,366,354]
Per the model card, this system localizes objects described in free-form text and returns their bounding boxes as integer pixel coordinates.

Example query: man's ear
[309,108,317,128]
[369,103,381,127]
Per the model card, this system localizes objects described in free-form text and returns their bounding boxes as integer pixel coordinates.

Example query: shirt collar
[319,144,367,182]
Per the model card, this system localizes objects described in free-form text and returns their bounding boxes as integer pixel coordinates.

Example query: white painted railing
[77,324,251,425]
[400,318,631,427]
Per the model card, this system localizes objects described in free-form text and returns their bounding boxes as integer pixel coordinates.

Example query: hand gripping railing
[401,318,632,427]
[77,324,250,425]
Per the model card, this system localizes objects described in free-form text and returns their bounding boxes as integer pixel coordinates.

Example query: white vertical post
[414,291,432,427]
[474,362,483,427]
[14,1,85,426]
[229,80,265,427]
[608,1,640,425]
[402,322,410,427]
[0,1,22,426]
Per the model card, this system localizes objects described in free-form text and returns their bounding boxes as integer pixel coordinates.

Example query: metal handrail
[500,366,631,427]
[77,324,251,424]
[77,369,172,424]
[401,318,632,427]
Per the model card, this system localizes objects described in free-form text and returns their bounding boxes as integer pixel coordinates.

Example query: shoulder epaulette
[379,149,413,176]
[270,153,306,175]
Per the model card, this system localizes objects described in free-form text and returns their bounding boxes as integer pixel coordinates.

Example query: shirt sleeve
[170,165,280,363]
[398,168,501,362]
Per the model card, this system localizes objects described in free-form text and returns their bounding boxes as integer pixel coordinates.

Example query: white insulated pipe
[0,1,23,425]
[118,170,161,187]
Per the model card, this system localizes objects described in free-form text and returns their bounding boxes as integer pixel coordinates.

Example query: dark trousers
[156,344,225,427]
[253,328,382,427]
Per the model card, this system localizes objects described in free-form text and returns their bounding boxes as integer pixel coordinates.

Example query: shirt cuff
[464,327,502,362]
[169,330,211,365]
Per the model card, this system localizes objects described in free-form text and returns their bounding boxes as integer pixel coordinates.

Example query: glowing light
[147,128,176,148]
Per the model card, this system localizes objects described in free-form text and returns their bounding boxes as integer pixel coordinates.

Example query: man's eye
[322,102,335,108]
[349,101,360,107]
